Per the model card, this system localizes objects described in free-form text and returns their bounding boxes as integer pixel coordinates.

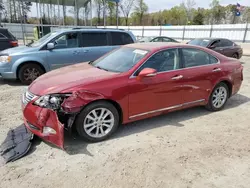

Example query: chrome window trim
[129,99,205,119]
[129,47,220,79]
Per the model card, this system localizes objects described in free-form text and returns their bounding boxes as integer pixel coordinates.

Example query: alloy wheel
[23,68,41,82]
[212,86,228,109]
[83,108,115,138]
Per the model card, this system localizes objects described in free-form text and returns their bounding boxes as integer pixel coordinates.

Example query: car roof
[55,28,130,34]
[124,42,188,51]
[193,38,231,41]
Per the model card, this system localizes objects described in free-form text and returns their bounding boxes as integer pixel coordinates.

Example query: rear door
[180,48,223,103]
[79,31,112,62]
[46,32,82,70]
[219,39,235,57]
[0,30,11,51]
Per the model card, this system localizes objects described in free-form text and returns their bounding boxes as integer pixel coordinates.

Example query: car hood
[29,63,118,96]
[0,45,38,55]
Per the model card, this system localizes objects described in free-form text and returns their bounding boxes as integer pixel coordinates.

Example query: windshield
[92,47,149,73]
[138,36,155,42]
[30,32,57,47]
[188,39,211,47]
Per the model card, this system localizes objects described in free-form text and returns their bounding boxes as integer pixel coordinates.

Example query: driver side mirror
[137,68,157,80]
[47,43,55,50]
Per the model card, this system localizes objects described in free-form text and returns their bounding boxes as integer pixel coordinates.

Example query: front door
[128,48,185,118]
[180,48,224,103]
[46,32,82,70]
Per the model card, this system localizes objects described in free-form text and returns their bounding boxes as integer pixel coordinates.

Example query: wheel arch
[212,79,233,98]
[16,61,46,79]
[78,99,123,125]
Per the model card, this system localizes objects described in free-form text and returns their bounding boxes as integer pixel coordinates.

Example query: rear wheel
[232,53,239,59]
[18,63,45,85]
[206,82,229,111]
[75,101,120,142]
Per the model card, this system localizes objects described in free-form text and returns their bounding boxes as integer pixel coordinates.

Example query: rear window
[81,32,108,47]
[0,29,16,39]
[0,33,7,39]
[110,32,134,45]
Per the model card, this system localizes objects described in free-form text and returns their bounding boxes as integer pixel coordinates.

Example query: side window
[221,39,233,47]
[210,40,221,47]
[110,32,133,45]
[162,37,171,42]
[54,33,79,49]
[182,48,218,68]
[0,33,7,39]
[135,48,180,75]
[152,37,162,42]
[82,32,108,47]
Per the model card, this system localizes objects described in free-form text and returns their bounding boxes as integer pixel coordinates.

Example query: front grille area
[22,91,37,105]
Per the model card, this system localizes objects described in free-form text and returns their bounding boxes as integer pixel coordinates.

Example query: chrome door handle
[83,50,89,53]
[73,51,80,54]
[212,68,221,72]
[171,75,183,80]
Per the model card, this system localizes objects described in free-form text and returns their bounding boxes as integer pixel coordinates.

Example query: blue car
[0,28,136,84]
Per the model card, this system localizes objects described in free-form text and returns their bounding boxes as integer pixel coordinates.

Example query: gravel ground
[0,57,250,188]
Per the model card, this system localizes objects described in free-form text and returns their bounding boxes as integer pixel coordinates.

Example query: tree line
[0,0,250,26]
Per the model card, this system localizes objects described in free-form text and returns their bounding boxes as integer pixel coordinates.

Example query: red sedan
[22,43,243,149]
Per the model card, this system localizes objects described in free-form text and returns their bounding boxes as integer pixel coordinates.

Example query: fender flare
[12,56,50,77]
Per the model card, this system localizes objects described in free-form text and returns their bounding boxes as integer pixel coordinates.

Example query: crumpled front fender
[61,90,105,113]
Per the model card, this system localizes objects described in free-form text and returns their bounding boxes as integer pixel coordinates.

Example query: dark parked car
[187,38,243,59]
[138,36,179,43]
[0,28,18,51]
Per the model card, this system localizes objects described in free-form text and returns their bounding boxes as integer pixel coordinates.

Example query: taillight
[10,41,18,47]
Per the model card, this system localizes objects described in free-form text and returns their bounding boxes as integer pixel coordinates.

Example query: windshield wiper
[88,61,94,65]
[96,66,109,72]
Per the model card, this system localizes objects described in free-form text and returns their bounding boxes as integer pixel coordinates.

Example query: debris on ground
[0,124,33,164]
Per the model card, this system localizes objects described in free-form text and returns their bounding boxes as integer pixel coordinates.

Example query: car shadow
[64,93,250,156]
[0,78,23,86]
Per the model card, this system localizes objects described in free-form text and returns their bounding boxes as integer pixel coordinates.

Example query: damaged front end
[22,92,77,150]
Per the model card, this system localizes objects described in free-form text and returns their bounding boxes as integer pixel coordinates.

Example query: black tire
[75,101,120,142]
[205,82,229,111]
[18,63,45,85]
[232,53,239,59]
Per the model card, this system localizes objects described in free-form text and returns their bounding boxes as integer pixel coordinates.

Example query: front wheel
[206,82,229,111]
[18,63,45,85]
[75,101,120,142]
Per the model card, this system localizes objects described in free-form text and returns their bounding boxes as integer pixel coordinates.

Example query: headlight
[34,94,71,110]
[0,56,11,63]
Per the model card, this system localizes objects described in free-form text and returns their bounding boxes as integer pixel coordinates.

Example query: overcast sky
[144,0,249,12]
[30,0,249,17]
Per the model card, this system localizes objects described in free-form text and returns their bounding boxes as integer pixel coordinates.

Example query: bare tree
[95,0,102,25]
[134,0,148,25]
[182,0,196,23]
[119,0,135,26]
[107,1,115,25]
